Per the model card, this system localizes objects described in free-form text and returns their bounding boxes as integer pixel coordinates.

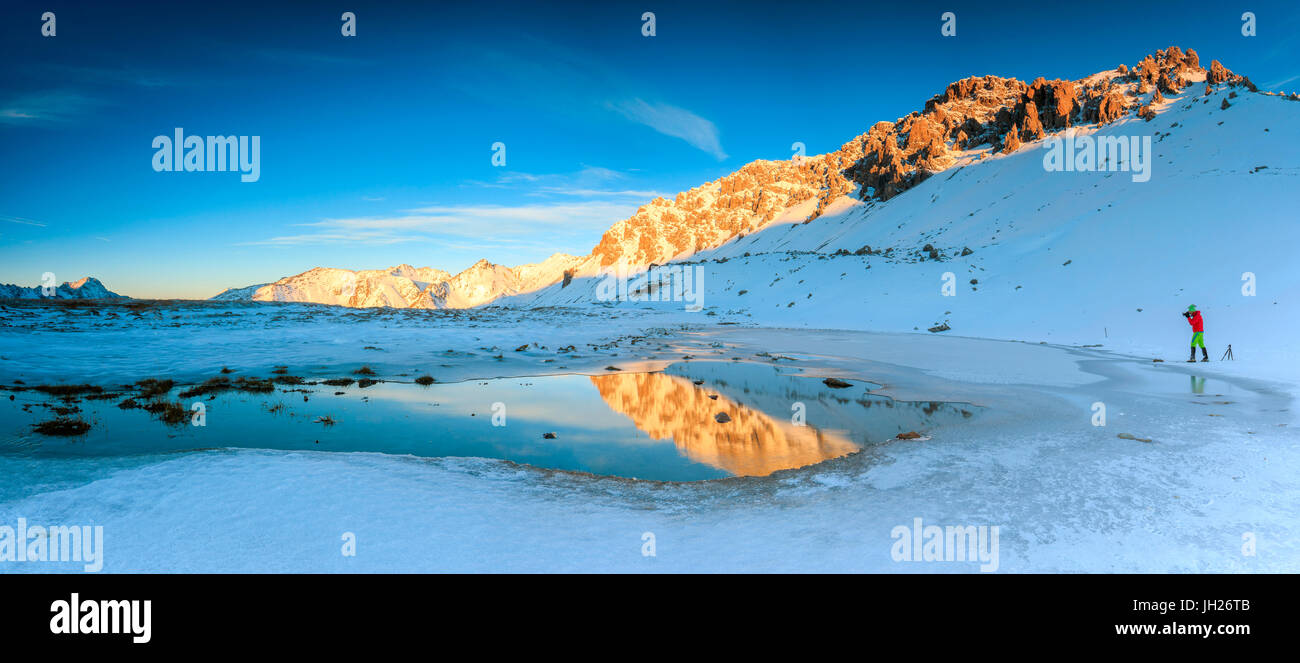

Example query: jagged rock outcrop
[1001,123,1022,153]
[1207,59,1231,85]
[1096,92,1128,124]
[592,47,1233,268]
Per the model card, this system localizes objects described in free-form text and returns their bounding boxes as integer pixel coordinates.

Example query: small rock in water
[714,412,732,423]
[896,431,922,440]
[823,378,853,388]
[1117,433,1153,443]
[542,432,557,439]
[605,366,621,371]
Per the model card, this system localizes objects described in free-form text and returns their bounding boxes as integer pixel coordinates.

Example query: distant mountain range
[214,255,584,308]
[0,277,126,300]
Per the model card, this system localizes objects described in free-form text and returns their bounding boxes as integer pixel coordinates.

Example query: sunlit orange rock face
[590,47,1247,270]
[590,372,859,477]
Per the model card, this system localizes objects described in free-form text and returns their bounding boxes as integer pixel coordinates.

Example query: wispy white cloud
[464,166,669,200]
[0,91,99,126]
[467,165,670,200]
[1265,73,1300,89]
[241,200,640,248]
[608,99,727,160]
[454,37,727,161]
[253,48,365,67]
[41,64,177,88]
[0,214,47,227]
[534,188,667,198]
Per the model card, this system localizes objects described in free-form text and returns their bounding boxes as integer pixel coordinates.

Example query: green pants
[1190,332,1205,348]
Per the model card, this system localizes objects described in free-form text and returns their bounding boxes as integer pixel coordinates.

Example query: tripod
[1220,344,1234,361]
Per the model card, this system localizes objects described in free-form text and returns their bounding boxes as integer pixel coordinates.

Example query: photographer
[1183,305,1208,362]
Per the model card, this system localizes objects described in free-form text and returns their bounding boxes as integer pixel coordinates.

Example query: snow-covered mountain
[219,255,583,308]
[508,48,1298,363]
[211,283,269,300]
[0,276,127,300]
[219,47,1295,334]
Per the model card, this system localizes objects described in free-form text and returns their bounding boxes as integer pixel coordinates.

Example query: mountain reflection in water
[592,371,859,477]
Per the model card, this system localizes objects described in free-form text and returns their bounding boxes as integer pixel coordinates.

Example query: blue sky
[2,0,1297,298]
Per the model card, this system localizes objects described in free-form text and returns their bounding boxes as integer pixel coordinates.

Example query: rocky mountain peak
[588,47,1254,270]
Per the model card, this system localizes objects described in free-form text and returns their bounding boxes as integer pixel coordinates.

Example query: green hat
[1187,305,1197,312]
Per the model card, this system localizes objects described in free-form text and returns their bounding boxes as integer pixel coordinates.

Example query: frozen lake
[1,362,978,482]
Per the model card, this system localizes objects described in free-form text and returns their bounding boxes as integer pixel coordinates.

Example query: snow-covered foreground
[1,306,1295,572]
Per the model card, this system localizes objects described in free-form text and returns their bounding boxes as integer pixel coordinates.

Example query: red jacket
[1187,311,1204,332]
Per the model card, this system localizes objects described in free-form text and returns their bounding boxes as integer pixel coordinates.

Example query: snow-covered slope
[0,276,126,300]
[211,283,269,300]
[508,70,1299,364]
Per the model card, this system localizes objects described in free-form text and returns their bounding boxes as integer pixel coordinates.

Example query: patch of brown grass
[178,376,232,399]
[135,379,175,399]
[143,400,188,425]
[233,377,275,393]
[32,417,91,436]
